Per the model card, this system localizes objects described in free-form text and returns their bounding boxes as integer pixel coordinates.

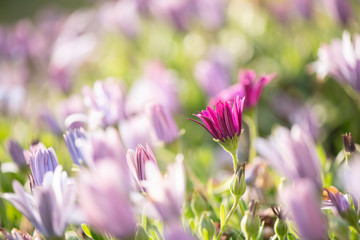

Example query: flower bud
[271,206,288,240]
[198,212,215,240]
[241,200,260,239]
[342,133,357,157]
[274,218,288,240]
[230,163,246,198]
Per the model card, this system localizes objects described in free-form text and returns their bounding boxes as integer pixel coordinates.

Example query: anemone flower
[3,166,77,238]
[147,103,179,143]
[127,143,158,191]
[29,147,59,187]
[256,125,322,189]
[190,96,244,168]
[78,160,136,239]
[280,179,328,240]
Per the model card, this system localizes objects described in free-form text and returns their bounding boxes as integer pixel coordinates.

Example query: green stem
[231,151,238,173]
[215,197,240,240]
[244,108,258,163]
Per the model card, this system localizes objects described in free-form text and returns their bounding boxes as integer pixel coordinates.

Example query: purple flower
[140,155,185,222]
[209,70,275,109]
[126,61,179,115]
[256,125,322,188]
[194,48,232,97]
[323,0,352,25]
[82,78,126,129]
[119,113,153,149]
[81,128,127,169]
[149,0,195,31]
[190,96,244,154]
[194,0,226,30]
[164,223,195,240]
[3,166,77,238]
[342,157,360,200]
[311,32,360,92]
[127,143,158,191]
[78,160,136,238]
[147,103,179,143]
[280,180,328,240]
[99,0,142,38]
[294,0,313,19]
[323,189,351,217]
[7,140,27,167]
[64,128,87,166]
[29,147,59,187]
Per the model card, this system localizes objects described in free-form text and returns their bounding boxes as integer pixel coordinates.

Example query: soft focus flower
[280,179,328,240]
[78,160,136,238]
[127,143,158,191]
[194,48,232,97]
[147,103,179,143]
[312,32,360,92]
[294,0,313,19]
[141,155,185,222]
[81,127,127,169]
[190,96,244,158]
[119,113,152,149]
[164,223,195,240]
[82,78,126,129]
[342,157,360,200]
[29,147,59,186]
[99,0,142,38]
[256,125,322,188]
[323,0,352,25]
[323,188,351,217]
[7,140,27,167]
[3,166,77,238]
[0,228,40,240]
[209,70,275,109]
[194,0,226,30]
[149,0,195,31]
[64,128,87,166]
[126,61,179,115]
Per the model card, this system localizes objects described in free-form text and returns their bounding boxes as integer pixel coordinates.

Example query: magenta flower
[280,180,328,240]
[127,144,158,191]
[209,70,275,109]
[190,96,245,157]
[78,160,136,239]
[311,32,360,92]
[147,103,179,143]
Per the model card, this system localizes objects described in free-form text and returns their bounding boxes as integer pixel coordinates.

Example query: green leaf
[81,224,92,238]
[286,233,297,240]
[136,226,150,240]
[220,203,226,229]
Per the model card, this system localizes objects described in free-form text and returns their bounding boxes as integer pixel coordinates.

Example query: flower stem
[215,196,240,240]
[244,108,258,163]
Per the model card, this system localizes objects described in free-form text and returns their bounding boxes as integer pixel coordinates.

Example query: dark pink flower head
[209,69,275,109]
[190,96,245,144]
[239,70,276,109]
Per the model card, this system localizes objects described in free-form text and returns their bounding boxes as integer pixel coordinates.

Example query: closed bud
[274,219,288,240]
[230,163,246,198]
[198,212,215,240]
[271,206,288,240]
[241,200,261,240]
